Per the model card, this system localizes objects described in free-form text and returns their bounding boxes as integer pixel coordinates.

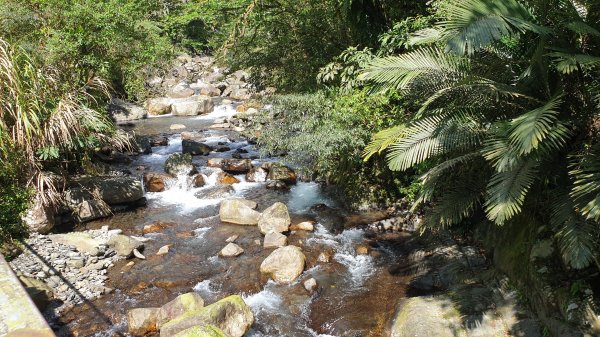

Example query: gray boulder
[146,97,172,116]
[108,98,148,122]
[67,176,145,206]
[165,153,198,176]
[182,140,212,156]
[22,196,55,234]
[107,235,144,258]
[260,245,305,283]
[258,202,291,234]
[219,199,260,225]
[167,82,195,98]
[171,96,214,116]
[157,293,205,327]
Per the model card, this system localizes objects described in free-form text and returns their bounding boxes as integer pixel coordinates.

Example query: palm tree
[361,0,600,270]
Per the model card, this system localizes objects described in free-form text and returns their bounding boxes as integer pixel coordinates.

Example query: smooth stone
[226,235,239,243]
[219,199,260,225]
[263,231,287,248]
[259,245,306,284]
[157,292,205,327]
[219,243,244,257]
[156,245,170,256]
[304,278,318,293]
[258,202,291,234]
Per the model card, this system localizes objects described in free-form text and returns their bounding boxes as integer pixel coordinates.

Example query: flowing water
[55,103,410,337]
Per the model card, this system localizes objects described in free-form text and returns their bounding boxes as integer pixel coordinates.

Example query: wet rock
[157,246,170,256]
[263,231,287,248]
[107,235,143,258]
[219,243,244,257]
[171,96,214,116]
[291,221,315,232]
[219,199,260,225]
[356,245,371,255]
[258,202,291,234]
[49,233,100,255]
[217,172,240,185]
[157,292,205,327]
[214,145,231,152]
[196,186,234,199]
[260,245,306,283]
[182,140,212,156]
[267,164,297,185]
[146,97,172,116]
[181,131,205,141]
[208,158,252,173]
[303,278,318,293]
[266,180,289,191]
[143,222,174,234]
[165,153,198,176]
[22,196,55,234]
[128,307,160,336]
[168,82,195,99]
[159,295,254,337]
[109,98,147,122]
[144,172,173,192]
[245,167,267,183]
[317,251,332,263]
[193,174,206,187]
[172,325,227,337]
[226,235,239,243]
[133,248,146,260]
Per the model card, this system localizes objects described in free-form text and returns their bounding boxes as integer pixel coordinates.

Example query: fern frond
[485,158,538,224]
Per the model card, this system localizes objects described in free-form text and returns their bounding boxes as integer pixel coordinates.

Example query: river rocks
[356,245,371,255]
[109,98,148,122]
[258,202,291,234]
[199,84,221,97]
[208,158,252,173]
[182,140,212,156]
[144,172,173,192]
[173,325,227,337]
[291,221,315,232]
[146,97,173,116]
[193,174,206,187]
[228,198,257,210]
[107,235,144,258]
[196,185,234,199]
[266,180,289,191]
[168,82,195,99]
[157,293,205,327]
[260,245,306,283]
[159,295,254,337]
[219,199,260,225]
[171,96,214,116]
[217,172,240,185]
[267,164,297,185]
[219,243,244,257]
[128,307,160,336]
[246,167,267,182]
[165,153,198,176]
[226,235,239,243]
[144,222,174,234]
[303,278,318,293]
[157,246,169,256]
[263,231,287,248]
[49,232,100,255]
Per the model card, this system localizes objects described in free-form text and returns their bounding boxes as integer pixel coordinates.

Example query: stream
[55,102,410,337]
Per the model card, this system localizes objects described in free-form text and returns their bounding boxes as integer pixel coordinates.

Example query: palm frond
[362,124,406,161]
[571,145,600,221]
[485,158,538,224]
[440,0,550,55]
[360,47,470,91]
[549,52,600,74]
[566,21,600,36]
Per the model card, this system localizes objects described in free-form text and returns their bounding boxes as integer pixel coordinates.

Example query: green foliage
[0,154,32,245]
[361,0,600,270]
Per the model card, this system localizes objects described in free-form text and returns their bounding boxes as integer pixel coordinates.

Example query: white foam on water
[243,284,284,316]
[90,320,127,337]
[193,227,211,239]
[193,279,220,297]
[195,104,237,121]
[288,182,333,213]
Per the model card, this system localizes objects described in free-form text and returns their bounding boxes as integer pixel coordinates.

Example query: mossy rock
[172,325,227,337]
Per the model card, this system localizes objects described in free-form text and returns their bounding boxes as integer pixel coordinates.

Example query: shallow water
[55,105,409,337]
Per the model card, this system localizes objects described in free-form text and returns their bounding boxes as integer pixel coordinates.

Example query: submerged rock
[182,140,212,156]
[128,307,160,336]
[159,295,254,337]
[260,245,306,283]
[219,243,244,257]
[258,202,291,234]
[158,292,205,327]
[219,199,260,225]
[172,325,227,337]
[165,153,198,176]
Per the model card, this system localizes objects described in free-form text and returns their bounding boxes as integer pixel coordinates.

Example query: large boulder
[229,88,251,100]
[158,293,205,327]
[107,235,144,258]
[182,140,212,156]
[75,199,112,222]
[267,164,297,185]
[159,295,254,337]
[146,97,173,116]
[21,196,55,234]
[259,245,305,283]
[258,202,291,234]
[67,176,145,206]
[199,84,221,97]
[173,326,227,337]
[108,98,147,122]
[245,167,267,183]
[49,232,100,255]
[165,153,198,176]
[171,96,214,116]
[207,158,252,174]
[390,297,462,337]
[219,199,260,225]
[168,82,195,98]
[128,307,160,336]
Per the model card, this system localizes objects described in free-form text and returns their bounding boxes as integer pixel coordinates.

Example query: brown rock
[143,222,174,234]
[144,173,172,192]
[217,172,240,185]
[128,308,159,336]
[193,174,205,187]
[356,245,371,255]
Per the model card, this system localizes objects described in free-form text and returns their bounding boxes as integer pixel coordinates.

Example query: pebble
[226,235,239,243]
[156,245,170,256]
